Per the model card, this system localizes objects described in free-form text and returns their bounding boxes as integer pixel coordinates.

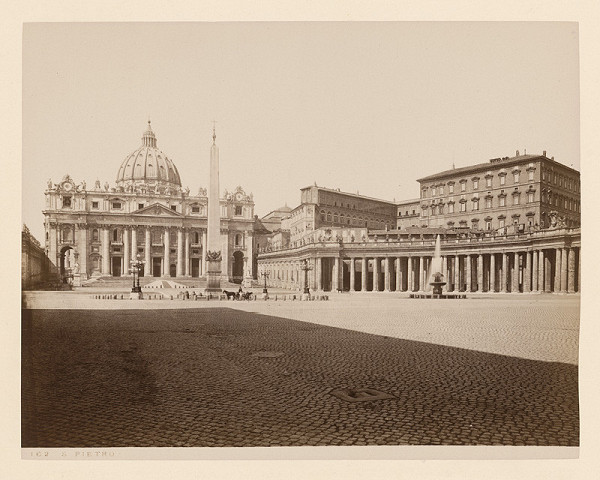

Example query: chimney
[543,150,547,156]
[516,150,520,156]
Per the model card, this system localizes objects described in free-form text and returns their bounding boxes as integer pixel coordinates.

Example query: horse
[240,291,252,301]
[222,290,237,300]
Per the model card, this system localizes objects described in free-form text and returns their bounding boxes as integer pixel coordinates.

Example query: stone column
[395,258,402,292]
[163,227,170,277]
[554,248,562,293]
[417,256,423,292]
[350,258,356,291]
[477,255,483,292]
[532,250,538,292]
[144,228,151,276]
[361,257,367,291]
[538,249,545,292]
[567,248,575,293]
[384,257,391,292]
[490,253,496,292]
[131,228,137,262]
[201,229,207,276]
[176,228,183,277]
[315,257,323,291]
[123,228,130,276]
[561,247,568,293]
[333,257,340,291]
[466,255,472,292]
[407,257,413,292]
[501,253,507,293]
[454,255,459,292]
[511,252,519,293]
[523,251,531,292]
[102,227,110,275]
[371,257,378,292]
[442,256,448,293]
[184,229,190,276]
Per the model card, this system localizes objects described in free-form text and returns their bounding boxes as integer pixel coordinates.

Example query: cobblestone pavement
[22,303,579,447]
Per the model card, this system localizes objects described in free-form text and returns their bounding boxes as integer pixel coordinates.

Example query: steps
[82,276,241,289]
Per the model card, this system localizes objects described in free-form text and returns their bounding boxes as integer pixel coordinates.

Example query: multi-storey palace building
[257,152,581,294]
[43,121,255,283]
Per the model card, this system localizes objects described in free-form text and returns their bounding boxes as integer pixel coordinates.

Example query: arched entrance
[232,251,244,284]
[59,246,75,283]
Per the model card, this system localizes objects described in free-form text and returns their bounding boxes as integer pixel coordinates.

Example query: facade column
[384,257,391,292]
[524,251,531,292]
[333,257,340,292]
[201,229,207,277]
[395,258,402,292]
[560,247,568,293]
[501,252,507,293]
[454,255,459,292]
[361,257,367,292]
[163,227,170,277]
[184,230,190,276]
[350,258,356,291]
[131,228,137,263]
[407,257,413,292]
[554,248,562,293]
[176,228,183,277]
[102,227,110,275]
[417,256,423,292]
[567,248,575,293]
[144,228,151,276]
[511,252,519,293]
[123,228,130,276]
[538,249,545,292]
[490,253,496,292]
[532,250,538,292]
[441,256,448,293]
[466,254,472,292]
[316,257,322,291]
[477,254,483,292]
[372,257,379,292]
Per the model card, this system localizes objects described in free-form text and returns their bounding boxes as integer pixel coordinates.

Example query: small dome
[116,121,182,188]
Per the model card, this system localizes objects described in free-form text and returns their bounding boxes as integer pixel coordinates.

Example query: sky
[22,22,580,241]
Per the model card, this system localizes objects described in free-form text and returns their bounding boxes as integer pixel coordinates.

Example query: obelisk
[205,125,222,293]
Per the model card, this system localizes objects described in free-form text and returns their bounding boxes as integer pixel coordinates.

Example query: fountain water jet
[428,234,446,296]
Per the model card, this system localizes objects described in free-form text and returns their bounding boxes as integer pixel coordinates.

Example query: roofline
[417,155,580,183]
[300,185,396,206]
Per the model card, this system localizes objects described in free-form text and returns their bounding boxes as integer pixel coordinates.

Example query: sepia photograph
[11,7,598,478]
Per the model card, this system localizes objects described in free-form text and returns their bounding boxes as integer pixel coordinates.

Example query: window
[192,206,200,213]
[438,205,443,215]
[171,205,177,211]
[112,201,122,209]
[138,203,144,210]
[439,186,444,195]
[499,196,506,207]
[92,229,99,241]
[460,202,466,212]
[486,221,492,230]
[514,172,520,183]
[62,196,72,208]
[449,184,454,193]
[528,170,534,181]
[152,230,162,244]
[473,179,479,190]
[448,203,454,214]
[431,187,436,196]
[112,229,119,242]
[528,192,534,203]
[499,218,505,228]
[460,182,466,192]
[513,195,520,206]
[486,177,492,188]
[485,197,492,209]
[500,175,506,186]
[235,205,243,216]
[92,201,99,209]
[472,199,479,211]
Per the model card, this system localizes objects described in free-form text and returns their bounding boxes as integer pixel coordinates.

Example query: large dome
[116,121,182,188]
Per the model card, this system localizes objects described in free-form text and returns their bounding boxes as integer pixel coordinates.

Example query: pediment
[134,203,183,217]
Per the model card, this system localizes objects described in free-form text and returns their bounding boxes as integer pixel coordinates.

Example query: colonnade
[258,246,580,294]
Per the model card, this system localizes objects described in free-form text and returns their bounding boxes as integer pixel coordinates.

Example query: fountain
[411,234,465,299]
[428,234,446,296]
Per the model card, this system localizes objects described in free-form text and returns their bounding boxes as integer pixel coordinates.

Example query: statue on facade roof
[103,182,109,191]
[94,179,101,191]
[47,179,53,190]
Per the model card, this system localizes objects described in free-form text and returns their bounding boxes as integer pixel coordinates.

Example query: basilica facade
[43,122,255,283]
